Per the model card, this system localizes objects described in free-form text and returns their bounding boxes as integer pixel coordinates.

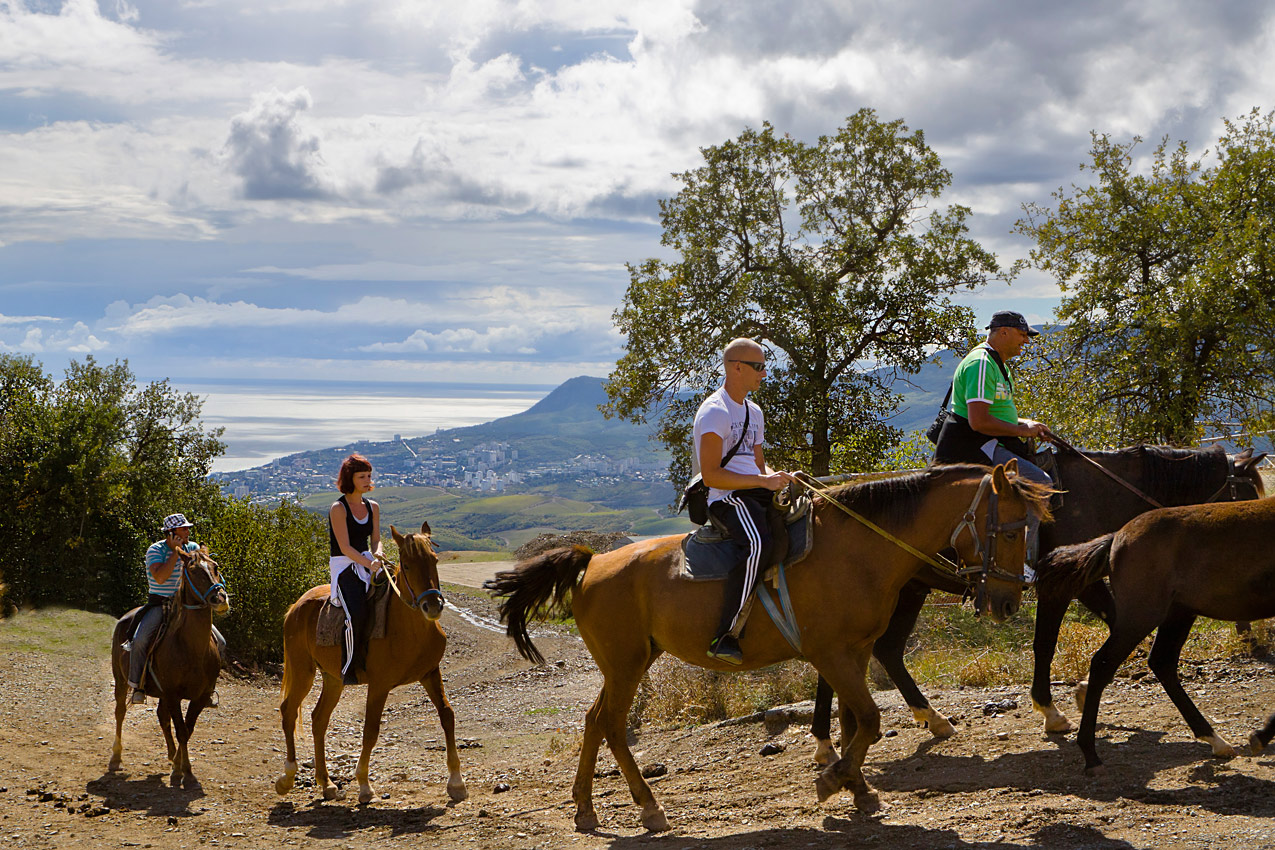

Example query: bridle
[179,552,228,611]
[381,538,445,616]
[947,473,1033,612]
[795,469,1033,604]
[1203,469,1262,504]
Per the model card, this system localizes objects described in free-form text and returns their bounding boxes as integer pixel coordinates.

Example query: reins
[1049,434,1163,509]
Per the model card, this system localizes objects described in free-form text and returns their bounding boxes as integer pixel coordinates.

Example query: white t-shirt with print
[692,387,765,505]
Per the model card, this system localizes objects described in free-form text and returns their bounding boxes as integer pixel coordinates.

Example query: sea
[168,379,555,473]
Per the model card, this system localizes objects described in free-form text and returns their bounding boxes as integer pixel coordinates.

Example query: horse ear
[420,520,431,535]
[992,462,1010,493]
[390,525,404,546]
[1241,451,1268,470]
[1002,457,1019,477]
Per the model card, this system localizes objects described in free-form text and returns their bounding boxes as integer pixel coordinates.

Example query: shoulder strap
[981,344,1014,391]
[720,401,751,467]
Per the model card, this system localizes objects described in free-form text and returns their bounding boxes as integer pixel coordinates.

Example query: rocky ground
[3,591,1275,849]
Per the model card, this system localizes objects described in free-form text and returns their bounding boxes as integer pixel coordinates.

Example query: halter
[382,551,445,616]
[1203,471,1262,504]
[180,554,228,611]
[947,474,1033,611]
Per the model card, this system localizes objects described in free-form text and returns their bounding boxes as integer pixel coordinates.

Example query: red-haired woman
[329,453,384,685]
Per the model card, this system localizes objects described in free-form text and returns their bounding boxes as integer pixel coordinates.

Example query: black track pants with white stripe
[708,488,775,637]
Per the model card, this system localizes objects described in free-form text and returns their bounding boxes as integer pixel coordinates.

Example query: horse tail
[1035,533,1116,599]
[484,545,593,666]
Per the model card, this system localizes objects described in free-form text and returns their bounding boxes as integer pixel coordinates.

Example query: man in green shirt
[933,310,1055,575]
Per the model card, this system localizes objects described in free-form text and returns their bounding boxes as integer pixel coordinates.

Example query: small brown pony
[1038,495,1275,775]
[274,522,467,805]
[109,547,229,787]
[487,462,1051,831]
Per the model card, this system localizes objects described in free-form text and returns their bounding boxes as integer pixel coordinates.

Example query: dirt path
[3,597,1275,849]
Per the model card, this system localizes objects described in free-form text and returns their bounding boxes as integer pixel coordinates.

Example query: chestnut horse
[808,444,1265,764]
[274,522,467,805]
[109,547,229,787]
[1038,495,1275,775]
[487,463,1051,831]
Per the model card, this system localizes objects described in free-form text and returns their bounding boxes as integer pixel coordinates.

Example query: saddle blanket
[316,580,393,647]
[679,511,813,581]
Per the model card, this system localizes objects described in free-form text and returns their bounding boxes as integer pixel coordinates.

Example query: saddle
[679,486,815,582]
[315,574,393,647]
[120,597,176,696]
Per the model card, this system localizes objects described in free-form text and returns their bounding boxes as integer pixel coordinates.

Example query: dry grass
[631,657,819,727]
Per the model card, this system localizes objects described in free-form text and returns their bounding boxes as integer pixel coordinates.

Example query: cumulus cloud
[362,326,539,354]
[2,321,108,354]
[225,87,332,200]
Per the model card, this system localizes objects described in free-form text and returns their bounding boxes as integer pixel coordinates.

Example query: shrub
[200,498,328,665]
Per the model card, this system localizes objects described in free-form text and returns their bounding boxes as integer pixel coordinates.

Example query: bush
[200,498,328,665]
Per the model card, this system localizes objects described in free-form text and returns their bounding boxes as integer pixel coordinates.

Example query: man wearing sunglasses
[692,338,794,664]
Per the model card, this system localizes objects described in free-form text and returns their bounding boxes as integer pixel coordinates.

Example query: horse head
[390,522,445,620]
[179,547,230,616]
[1226,448,1268,500]
[951,460,1053,623]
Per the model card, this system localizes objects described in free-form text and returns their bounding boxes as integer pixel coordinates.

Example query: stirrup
[707,635,743,665]
[130,688,147,705]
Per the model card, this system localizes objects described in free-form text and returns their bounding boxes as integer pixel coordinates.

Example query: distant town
[212,433,670,505]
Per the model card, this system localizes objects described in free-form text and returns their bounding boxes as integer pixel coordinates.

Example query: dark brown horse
[274,522,467,805]
[808,445,1265,764]
[110,547,229,787]
[1039,495,1275,774]
[488,463,1051,831]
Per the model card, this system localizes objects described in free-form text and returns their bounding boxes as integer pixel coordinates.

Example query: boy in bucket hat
[932,311,1055,576]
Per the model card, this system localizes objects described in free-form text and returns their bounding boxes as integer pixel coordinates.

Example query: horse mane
[822,464,1053,529]
[1077,444,1227,505]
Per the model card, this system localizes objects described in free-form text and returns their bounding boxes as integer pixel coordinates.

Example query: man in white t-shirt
[692,338,794,664]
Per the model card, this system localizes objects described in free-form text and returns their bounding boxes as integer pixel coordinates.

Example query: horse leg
[811,678,837,766]
[179,696,211,783]
[1249,712,1275,754]
[354,687,390,804]
[164,698,190,787]
[1070,581,1117,714]
[572,687,607,831]
[311,674,347,800]
[156,700,178,767]
[1149,609,1235,757]
[598,670,669,833]
[814,650,881,812]
[1031,586,1081,733]
[275,640,318,795]
[875,582,953,738]
[110,673,128,771]
[420,668,468,802]
[1077,624,1151,776]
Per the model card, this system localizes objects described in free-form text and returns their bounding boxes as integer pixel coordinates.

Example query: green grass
[0,608,116,658]
[525,706,562,716]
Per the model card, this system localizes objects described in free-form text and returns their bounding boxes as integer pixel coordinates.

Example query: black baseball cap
[986,310,1039,336]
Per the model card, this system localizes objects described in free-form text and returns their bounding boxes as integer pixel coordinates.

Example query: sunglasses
[729,359,767,373]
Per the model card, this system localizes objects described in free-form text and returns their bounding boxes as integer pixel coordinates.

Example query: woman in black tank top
[328,453,383,684]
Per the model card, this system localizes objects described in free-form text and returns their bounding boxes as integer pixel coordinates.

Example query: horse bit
[948,473,1032,608]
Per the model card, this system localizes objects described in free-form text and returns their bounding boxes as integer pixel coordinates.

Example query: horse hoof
[1205,735,1237,758]
[358,786,376,805]
[814,771,840,803]
[574,811,600,832]
[447,780,468,803]
[853,790,881,813]
[1250,732,1266,755]
[642,807,671,833]
[813,740,838,767]
[322,784,345,801]
[929,717,957,739]
[1084,763,1106,778]
[170,772,184,788]
[275,775,295,795]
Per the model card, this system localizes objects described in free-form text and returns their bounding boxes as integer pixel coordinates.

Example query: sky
[3,1,1274,466]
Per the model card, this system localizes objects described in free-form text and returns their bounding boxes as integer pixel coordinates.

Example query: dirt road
[3,595,1275,849]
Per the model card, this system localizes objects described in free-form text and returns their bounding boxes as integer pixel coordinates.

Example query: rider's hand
[1020,419,1051,441]
[760,471,793,492]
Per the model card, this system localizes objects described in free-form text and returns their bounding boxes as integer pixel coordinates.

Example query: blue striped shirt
[145,540,199,597]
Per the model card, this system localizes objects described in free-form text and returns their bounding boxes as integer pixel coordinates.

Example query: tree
[604,109,1004,480]
[1016,109,1275,447]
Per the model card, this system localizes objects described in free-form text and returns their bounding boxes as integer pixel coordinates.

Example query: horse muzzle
[417,588,445,620]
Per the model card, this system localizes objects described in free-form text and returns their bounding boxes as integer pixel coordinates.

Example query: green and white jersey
[949,345,1017,426]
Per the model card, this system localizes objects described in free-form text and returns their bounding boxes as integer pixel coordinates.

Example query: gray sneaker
[130,688,147,705]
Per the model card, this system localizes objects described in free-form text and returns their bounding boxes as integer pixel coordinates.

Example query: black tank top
[328,495,373,557]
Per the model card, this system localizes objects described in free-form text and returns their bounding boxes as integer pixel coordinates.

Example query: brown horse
[487,463,1051,831]
[109,547,229,787]
[274,522,467,805]
[1038,496,1275,775]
